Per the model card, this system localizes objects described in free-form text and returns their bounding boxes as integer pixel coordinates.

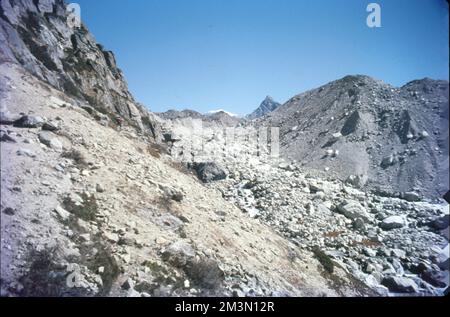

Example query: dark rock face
[0,0,159,139]
[260,75,449,198]
[247,96,281,120]
[381,276,419,293]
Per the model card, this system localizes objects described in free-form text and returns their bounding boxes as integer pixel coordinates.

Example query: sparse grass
[62,193,98,222]
[57,192,119,295]
[312,246,334,274]
[147,142,168,159]
[323,230,344,238]
[168,160,195,177]
[79,233,120,295]
[19,247,64,297]
[141,261,183,288]
[351,239,381,248]
[61,149,88,168]
[184,258,224,289]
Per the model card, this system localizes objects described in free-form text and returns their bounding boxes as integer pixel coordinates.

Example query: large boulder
[381,276,419,293]
[380,216,406,230]
[192,162,227,183]
[13,115,45,128]
[336,200,370,221]
[161,241,195,267]
[38,131,63,151]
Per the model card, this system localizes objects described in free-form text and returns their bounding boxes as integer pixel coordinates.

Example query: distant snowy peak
[247,96,281,120]
[207,109,238,117]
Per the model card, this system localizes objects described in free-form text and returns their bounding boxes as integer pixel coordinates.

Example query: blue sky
[75,0,449,115]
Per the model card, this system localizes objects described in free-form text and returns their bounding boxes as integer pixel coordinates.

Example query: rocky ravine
[0,0,161,139]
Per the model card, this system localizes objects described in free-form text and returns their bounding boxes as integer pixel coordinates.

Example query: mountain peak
[246,96,281,120]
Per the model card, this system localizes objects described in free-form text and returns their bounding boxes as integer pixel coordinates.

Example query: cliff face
[0,0,159,138]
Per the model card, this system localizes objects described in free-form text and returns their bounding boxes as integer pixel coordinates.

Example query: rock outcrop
[0,0,160,139]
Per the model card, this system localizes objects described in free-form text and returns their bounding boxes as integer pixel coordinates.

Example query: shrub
[61,149,88,168]
[312,246,334,274]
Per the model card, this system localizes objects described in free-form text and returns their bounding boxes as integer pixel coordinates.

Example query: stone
[352,217,366,231]
[13,115,45,128]
[121,278,135,290]
[161,240,195,267]
[104,232,120,243]
[42,122,59,131]
[381,154,396,168]
[2,207,15,216]
[79,234,91,242]
[53,206,70,220]
[16,148,36,158]
[184,257,225,289]
[391,249,406,259]
[432,215,449,230]
[363,247,377,257]
[336,200,370,221]
[38,131,63,151]
[381,276,419,293]
[96,184,105,193]
[380,216,406,230]
[159,184,184,202]
[422,269,449,288]
[191,162,227,183]
[0,132,17,143]
[401,191,421,202]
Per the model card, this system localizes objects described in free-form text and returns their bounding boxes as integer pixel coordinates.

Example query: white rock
[380,216,406,230]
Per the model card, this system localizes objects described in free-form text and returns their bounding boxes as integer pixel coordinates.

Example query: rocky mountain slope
[0,0,160,138]
[247,96,281,120]
[0,62,376,297]
[259,75,449,200]
[1,0,448,298]
[161,105,449,296]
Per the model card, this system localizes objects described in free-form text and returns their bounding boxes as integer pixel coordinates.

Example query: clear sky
[75,0,449,115]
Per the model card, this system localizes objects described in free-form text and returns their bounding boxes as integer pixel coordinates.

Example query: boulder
[38,131,63,151]
[16,148,36,158]
[0,132,17,143]
[381,276,419,293]
[161,241,195,267]
[422,269,449,288]
[432,215,449,230]
[13,115,45,128]
[42,121,59,131]
[159,184,184,202]
[401,191,421,202]
[380,216,406,230]
[192,162,227,183]
[336,200,370,221]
